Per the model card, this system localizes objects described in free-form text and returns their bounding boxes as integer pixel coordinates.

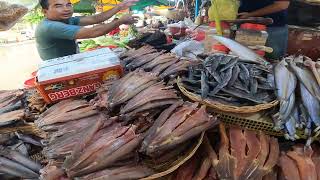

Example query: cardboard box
[36,48,123,104]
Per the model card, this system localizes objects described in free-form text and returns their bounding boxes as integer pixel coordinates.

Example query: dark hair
[40,0,49,9]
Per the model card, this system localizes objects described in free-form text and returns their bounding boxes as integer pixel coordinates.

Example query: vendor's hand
[118,0,139,10]
[119,14,139,25]
[238,12,251,19]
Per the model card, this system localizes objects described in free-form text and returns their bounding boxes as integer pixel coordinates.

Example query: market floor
[0,40,41,90]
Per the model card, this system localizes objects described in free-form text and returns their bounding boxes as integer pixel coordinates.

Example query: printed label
[48,82,101,101]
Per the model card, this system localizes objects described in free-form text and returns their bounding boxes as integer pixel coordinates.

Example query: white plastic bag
[0,0,38,31]
[171,40,204,60]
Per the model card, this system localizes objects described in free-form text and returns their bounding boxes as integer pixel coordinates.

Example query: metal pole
[195,0,200,17]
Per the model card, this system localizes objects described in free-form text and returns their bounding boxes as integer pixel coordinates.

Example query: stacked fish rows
[274,56,320,141]
[0,90,27,128]
[35,99,150,179]
[36,71,218,179]
[181,54,275,106]
[0,130,43,179]
[0,90,44,179]
[120,45,196,79]
[172,125,279,180]
[140,101,218,157]
[0,89,25,115]
[278,144,320,180]
[94,70,181,123]
[0,89,47,128]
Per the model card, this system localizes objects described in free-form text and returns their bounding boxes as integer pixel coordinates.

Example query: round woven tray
[141,132,204,180]
[177,77,279,114]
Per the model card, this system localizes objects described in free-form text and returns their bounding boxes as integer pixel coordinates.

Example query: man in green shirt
[36,0,138,60]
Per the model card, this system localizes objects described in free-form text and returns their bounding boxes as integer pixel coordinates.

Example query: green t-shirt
[35,17,81,60]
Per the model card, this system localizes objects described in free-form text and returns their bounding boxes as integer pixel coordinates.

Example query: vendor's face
[44,0,73,21]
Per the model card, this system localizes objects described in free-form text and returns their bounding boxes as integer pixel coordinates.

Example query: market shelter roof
[72,0,171,13]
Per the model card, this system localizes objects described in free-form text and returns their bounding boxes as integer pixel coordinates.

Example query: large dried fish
[107,70,158,108]
[289,59,320,101]
[0,156,39,179]
[213,35,267,65]
[120,83,178,114]
[0,109,25,127]
[274,60,297,129]
[144,103,218,156]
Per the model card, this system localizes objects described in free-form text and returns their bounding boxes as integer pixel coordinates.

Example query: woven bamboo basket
[141,132,204,180]
[177,77,279,114]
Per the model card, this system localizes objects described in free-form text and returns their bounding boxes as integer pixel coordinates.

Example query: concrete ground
[0,40,41,90]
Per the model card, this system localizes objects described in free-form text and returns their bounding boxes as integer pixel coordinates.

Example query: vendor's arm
[239,0,290,18]
[79,0,139,26]
[75,15,137,39]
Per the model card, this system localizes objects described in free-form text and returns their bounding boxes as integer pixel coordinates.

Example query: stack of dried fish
[172,152,215,180]
[0,89,46,127]
[94,70,180,122]
[181,54,275,106]
[190,124,279,180]
[35,99,100,159]
[273,55,320,141]
[100,69,158,110]
[36,99,153,179]
[0,147,42,179]
[63,119,143,178]
[278,144,320,180]
[0,89,24,115]
[140,101,218,157]
[35,99,99,129]
[0,128,43,179]
[0,109,25,128]
[120,45,196,79]
[120,82,179,121]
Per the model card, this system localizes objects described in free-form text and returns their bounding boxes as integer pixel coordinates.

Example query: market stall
[1,0,320,180]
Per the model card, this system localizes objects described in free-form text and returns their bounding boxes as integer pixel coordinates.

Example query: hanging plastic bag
[208,0,239,21]
[0,0,38,31]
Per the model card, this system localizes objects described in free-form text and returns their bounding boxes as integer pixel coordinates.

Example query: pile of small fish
[120,45,196,79]
[140,101,218,157]
[181,54,275,106]
[278,144,320,180]
[273,55,320,141]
